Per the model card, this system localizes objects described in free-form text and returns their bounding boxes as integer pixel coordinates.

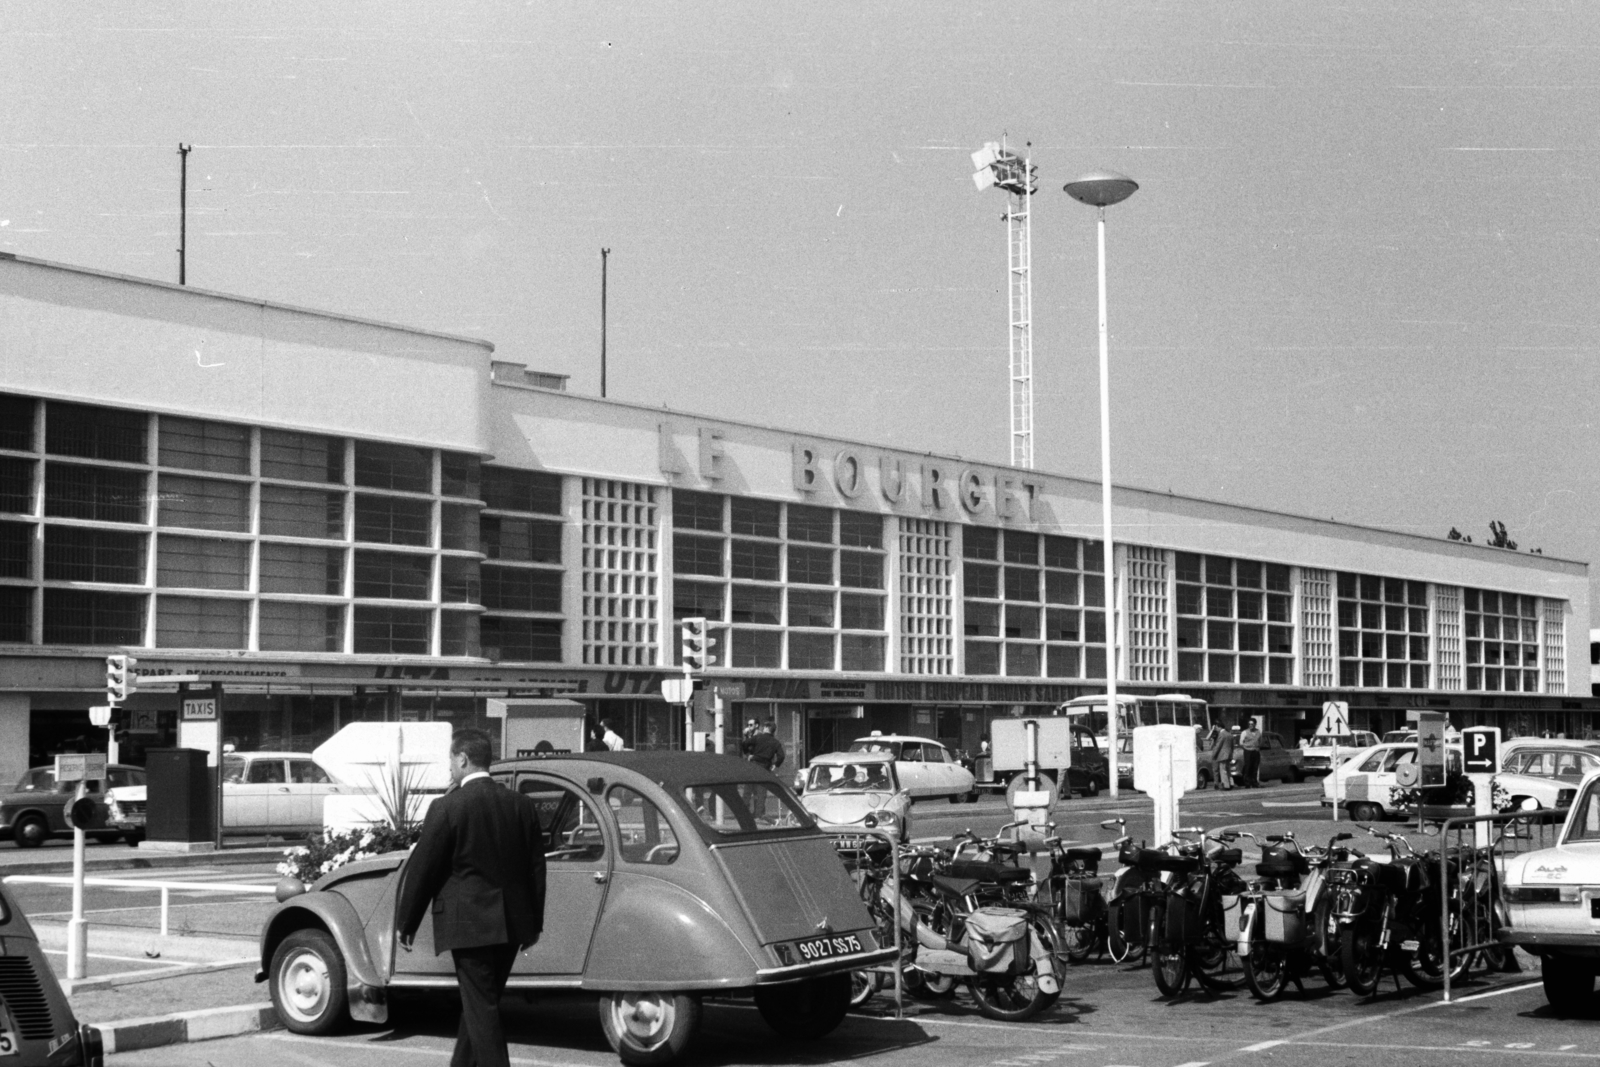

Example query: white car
[1298,731,1380,775]
[222,751,345,836]
[1496,739,1600,811]
[1320,741,1463,822]
[1500,771,1600,1015]
[846,733,977,802]
[799,753,914,843]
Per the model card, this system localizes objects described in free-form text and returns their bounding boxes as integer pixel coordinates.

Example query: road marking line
[40,947,182,965]
[1289,1040,1600,1059]
[1238,1041,1285,1052]
[262,1031,597,1067]
[1437,980,1542,1004]
[1259,801,1322,808]
[1173,1061,1213,1066]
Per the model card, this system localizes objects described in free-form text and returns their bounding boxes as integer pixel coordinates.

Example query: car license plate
[0,1001,17,1056]
[791,933,864,962]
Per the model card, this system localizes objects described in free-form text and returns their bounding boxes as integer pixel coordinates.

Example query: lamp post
[1065,171,1138,798]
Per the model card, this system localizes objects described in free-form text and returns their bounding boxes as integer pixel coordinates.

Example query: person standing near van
[1239,721,1263,788]
[1212,726,1237,790]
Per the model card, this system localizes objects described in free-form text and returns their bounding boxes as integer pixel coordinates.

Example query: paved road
[107,969,1589,1067]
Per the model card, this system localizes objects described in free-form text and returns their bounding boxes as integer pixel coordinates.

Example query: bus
[1058,693,1211,745]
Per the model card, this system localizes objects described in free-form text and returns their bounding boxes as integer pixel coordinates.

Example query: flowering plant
[276,823,421,887]
[1394,774,1517,814]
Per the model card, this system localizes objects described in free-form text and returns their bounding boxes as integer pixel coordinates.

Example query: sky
[3,2,1598,602]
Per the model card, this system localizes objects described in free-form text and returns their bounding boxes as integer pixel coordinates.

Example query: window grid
[1337,573,1430,689]
[1300,567,1334,687]
[1434,585,1463,692]
[581,479,656,667]
[897,518,953,675]
[961,529,1105,679]
[1176,553,1294,685]
[1544,601,1566,694]
[1125,545,1169,683]
[1463,588,1539,693]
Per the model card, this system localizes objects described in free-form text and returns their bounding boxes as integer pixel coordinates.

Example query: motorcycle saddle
[1064,846,1103,866]
[932,873,984,898]
[947,860,1033,884]
[1134,849,1200,874]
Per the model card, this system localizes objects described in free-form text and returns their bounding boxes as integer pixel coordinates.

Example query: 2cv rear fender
[258,890,390,1024]
[584,873,760,991]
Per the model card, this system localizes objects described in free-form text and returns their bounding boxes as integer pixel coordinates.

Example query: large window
[481,465,568,664]
[670,494,886,671]
[1337,573,1429,688]
[964,529,1103,678]
[1465,588,1540,693]
[1176,554,1293,685]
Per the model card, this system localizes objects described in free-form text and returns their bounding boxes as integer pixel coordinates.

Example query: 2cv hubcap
[279,950,331,1022]
[610,992,675,1047]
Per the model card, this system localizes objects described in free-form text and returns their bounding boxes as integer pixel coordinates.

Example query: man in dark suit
[398,729,546,1067]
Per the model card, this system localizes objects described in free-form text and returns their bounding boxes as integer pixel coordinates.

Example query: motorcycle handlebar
[1099,818,1127,830]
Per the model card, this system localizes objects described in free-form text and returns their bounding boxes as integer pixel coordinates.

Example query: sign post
[1462,726,1501,848]
[55,753,105,986]
[1318,701,1350,824]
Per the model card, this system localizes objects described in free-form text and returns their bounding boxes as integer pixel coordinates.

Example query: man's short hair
[601,718,616,730]
[451,728,494,770]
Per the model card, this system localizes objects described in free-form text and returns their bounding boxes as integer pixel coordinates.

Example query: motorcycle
[1329,825,1467,996]
[1151,828,1248,996]
[1234,831,1347,1000]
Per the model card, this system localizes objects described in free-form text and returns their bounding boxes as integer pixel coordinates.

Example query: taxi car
[0,876,103,1064]
[799,753,913,843]
[1297,731,1380,775]
[257,752,890,1064]
[1499,771,1600,1016]
[1319,741,1463,822]
[845,733,977,802]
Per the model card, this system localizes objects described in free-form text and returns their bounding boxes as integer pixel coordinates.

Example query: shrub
[276,824,421,887]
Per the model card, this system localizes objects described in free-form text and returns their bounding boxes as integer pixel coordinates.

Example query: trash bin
[146,748,214,844]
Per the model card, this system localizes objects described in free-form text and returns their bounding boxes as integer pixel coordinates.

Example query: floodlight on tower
[971,137,1038,469]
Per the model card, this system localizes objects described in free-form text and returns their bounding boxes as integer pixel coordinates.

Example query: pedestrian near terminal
[1239,721,1263,788]
[1212,725,1237,790]
[742,721,786,772]
[398,729,547,1067]
[600,718,625,751]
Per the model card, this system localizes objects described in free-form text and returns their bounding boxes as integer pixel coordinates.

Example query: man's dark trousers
[453,944,519,1067]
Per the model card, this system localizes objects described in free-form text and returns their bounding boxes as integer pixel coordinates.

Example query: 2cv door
[390,772,612,979]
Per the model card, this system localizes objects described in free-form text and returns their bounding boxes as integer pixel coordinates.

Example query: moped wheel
[1153,945,1189,996]
[1190,926,1240,992]
[1341,923,1383,996]
[1063,921,1097,963]
[601,992,701,1065]
[902,968,958,1000]
[848,969,879,1007]
[968,916,1061,1022]
[1243,944,1289,1001]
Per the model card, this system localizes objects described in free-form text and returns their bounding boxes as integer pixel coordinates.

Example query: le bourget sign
[661,424,1049,524]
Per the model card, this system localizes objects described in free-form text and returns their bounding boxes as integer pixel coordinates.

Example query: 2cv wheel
[598,992,701,1065]
[270,929,349,1035]
[754,973,852,1039]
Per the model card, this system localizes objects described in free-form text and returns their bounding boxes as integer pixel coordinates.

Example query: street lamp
[1065,170,1138,798]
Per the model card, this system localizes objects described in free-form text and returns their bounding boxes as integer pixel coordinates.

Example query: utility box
[145,748,214,844]
[488,698,588,757]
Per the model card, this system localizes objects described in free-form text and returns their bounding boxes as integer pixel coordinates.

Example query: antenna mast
[177,143,191,285]
[972,137,1037,469]
[600,247,610,398]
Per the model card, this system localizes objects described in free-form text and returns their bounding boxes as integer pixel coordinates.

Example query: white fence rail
[5,875,278,937]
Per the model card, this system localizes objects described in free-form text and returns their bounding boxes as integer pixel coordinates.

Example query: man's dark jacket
[397,777,547,952]
[742,732,785,771]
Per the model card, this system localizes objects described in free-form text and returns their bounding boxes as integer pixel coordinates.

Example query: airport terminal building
[0,253,1590,785]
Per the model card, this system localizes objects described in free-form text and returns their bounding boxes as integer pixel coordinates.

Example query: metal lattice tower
[972,139,1037,469]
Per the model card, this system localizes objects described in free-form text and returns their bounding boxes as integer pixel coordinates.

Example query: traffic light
[680,617,716,674]
[106,654,138,705]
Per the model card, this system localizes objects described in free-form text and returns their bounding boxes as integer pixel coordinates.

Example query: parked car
[845,734,977,802]
[258,752,889,1064]
[1228,732,1304,784]
[1320,741,1463,821]
[1499,770,1600,1015]
[0,764,145,848]
[1494,738,1600,811]
[0,877,103,1063]
[222,751,345,837]
[799,753,913,843]
[103,783,146,844]
[1297,731,1380,775]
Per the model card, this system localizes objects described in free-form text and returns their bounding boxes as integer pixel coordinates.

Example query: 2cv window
[680,781,814,837]
[518,778,607,862]
[1569,783,1600,842]
[607,787,679,865]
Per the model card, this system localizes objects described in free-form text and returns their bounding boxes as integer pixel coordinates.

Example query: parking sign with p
[1462,726,1500,775]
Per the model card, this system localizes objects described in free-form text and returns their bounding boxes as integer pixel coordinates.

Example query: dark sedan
[0,764,144,847]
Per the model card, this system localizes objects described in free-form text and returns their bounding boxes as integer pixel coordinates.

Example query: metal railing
[1437,807,1567,1002]
[5,875,278,937]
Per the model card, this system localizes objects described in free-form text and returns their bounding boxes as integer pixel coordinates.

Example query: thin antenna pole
[177,144,191,285]
[600,248,610,397]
